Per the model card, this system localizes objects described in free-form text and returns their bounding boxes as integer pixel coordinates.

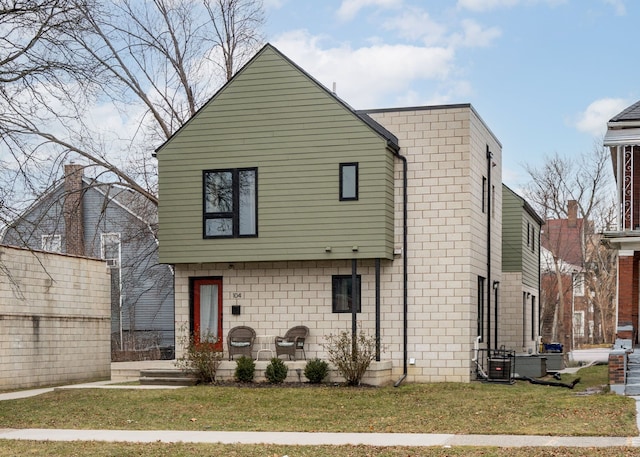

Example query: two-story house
[156,44,504,383]
[2,164,175,359]
[604,99,640,345]
[501,185,543,354]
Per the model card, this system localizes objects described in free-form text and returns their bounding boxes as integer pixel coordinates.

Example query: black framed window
[332,275,361,313]
[477,276,485,341]
[339,163,358,201]
[203,168,257,238]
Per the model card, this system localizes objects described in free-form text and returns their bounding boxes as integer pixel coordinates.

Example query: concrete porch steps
[139,369,198,387]
[625,352,640,396]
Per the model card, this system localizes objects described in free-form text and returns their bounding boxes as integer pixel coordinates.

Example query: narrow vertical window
[477,276,485,341]
[531,227,535,252]
[531,295,536,340]
[482,176,487,213]
[526,222,530,247]
[340,163,358,201]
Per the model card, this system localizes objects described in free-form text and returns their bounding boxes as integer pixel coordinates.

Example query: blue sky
[262,0,636,189]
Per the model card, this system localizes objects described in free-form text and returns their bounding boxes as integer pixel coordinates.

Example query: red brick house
[603,100,640,345]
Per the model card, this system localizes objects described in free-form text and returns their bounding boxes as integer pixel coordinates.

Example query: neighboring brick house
[1,164,175,359]
[500,185,543,354]
[604,99,640,344]
[539,200,593,352]
[156,43,506,383]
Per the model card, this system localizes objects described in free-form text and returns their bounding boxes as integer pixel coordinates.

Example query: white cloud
[456,0,566,12]
[263,0,286,9]
[273,30,456,108]
[382,8,447,44]
[457,0,520,11]
[451,19,502,47]
[574,98,630,136]
[604,0,626,16]
[336,0,402,21]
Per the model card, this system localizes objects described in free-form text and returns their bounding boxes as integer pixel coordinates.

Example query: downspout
[394,150,408,387]
[486,146,493,353]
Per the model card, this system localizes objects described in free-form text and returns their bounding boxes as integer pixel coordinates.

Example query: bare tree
[0,0,265,359]
[0,0,265,213]
[524,143,617,350]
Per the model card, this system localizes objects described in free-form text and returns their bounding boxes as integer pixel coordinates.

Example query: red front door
[193,278,223,351]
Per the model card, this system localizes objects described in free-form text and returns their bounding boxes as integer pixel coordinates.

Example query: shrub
[324,328,376,386]
[234,356,255,383]
[304,358,329,384]
[175,325,224,384]
[265,357,288,383]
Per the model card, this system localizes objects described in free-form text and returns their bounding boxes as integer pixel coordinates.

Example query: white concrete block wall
[175,104,503,383]
[500,272,540,354]
[0,245,111,390]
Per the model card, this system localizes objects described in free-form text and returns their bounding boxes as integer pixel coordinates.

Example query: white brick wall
[175,105,503,383]
[0,245,111,389]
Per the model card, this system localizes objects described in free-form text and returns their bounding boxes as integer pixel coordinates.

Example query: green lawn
[0,365,636,456]
[0,365,635,436]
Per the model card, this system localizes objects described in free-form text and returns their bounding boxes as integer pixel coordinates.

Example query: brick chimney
[63,164,85,256]
[567,200,578,229]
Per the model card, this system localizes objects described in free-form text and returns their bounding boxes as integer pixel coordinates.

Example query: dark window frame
[339,162,359,201]
[477,276,485,341]
[203,167,258,239]
[332,275,362,313]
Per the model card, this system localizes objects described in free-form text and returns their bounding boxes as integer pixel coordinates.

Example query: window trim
[339,162,359,201]
[203,167,258,239]
[332,274,362,313]
[101,232,121,267]
[41,234,61,253]
[477,276,485,341]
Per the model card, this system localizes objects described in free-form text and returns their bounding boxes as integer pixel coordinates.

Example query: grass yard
[0,442,639,457]
[0,365,635,436]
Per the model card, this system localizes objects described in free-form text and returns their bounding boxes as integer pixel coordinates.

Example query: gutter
[394,150,409,387]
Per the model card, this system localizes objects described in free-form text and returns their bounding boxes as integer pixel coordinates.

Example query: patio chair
[227,326,256,360]
[275,325,309,360]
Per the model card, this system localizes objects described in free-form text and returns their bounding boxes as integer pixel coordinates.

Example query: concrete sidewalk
[0,380,639,448]
[0,428,637,447]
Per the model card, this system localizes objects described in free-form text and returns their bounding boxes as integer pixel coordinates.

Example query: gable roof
[502,184,544,226]
[154,43,399,154]
[2,174,154,236]
[610,100,640,123]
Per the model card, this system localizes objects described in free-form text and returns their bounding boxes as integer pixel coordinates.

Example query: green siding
[502,185,541,288]
[158,46,395,264]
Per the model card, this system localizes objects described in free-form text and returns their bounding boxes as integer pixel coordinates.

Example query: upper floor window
[203,168,257,238]
[573,273,584,297]
[339,163,358,201]
[41,234,61,253]
[101,232,121,268]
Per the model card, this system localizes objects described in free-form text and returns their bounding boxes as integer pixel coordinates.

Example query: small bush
[304,358,329,383]
[265,357,288,383]
[234,356,255,383]
[175,327,224,384]
[324,328,377,386]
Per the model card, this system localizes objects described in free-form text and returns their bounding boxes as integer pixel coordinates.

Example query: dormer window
[203,168,257,238]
